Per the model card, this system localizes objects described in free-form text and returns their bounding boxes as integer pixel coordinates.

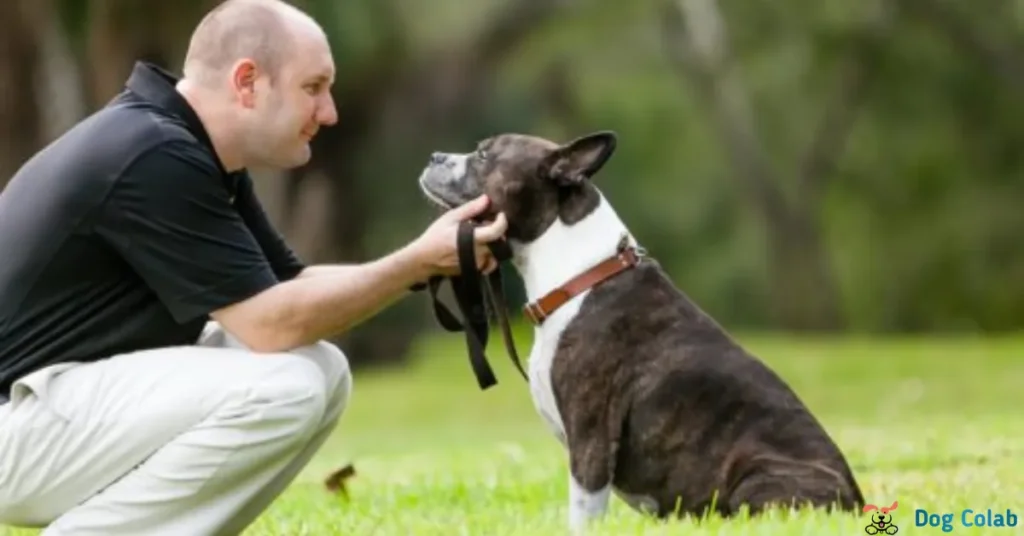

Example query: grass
[4,329,1024,535]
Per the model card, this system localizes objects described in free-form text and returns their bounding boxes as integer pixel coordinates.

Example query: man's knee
[287,340,351,417]
[243,354,330,438]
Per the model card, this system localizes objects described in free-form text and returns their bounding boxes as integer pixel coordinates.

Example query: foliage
[1,0,1021,368]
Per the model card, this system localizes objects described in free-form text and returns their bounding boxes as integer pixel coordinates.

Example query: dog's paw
[568,476,611,532]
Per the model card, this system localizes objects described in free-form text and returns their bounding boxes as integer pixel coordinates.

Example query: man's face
[243,28,337,169]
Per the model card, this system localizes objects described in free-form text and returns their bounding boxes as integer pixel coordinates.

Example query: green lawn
[4,330,1023,535]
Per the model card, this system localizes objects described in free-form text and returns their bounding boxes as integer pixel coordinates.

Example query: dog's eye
[476,148,488,160]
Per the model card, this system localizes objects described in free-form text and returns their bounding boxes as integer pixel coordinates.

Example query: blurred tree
[0,0,46,188]
[2,0,1021,352]
[660,0,894,331]
[80,0,212,109]
[282,0,570,367]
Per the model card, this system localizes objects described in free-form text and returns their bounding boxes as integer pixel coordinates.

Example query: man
[0,0,507,534]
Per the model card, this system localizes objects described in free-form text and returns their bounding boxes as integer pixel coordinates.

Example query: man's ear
[540,130,617,186]
[231,59,259,108]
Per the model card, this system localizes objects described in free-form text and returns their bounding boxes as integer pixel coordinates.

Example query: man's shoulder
[102,92,218,170]
[7,93,211,189]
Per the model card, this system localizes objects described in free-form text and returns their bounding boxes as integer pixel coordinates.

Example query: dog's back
[551,257,864,518]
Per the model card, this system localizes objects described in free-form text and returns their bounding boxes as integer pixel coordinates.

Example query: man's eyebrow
[306,74,331,84]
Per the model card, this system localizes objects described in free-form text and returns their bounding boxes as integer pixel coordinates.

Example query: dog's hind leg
[725,460,863,517]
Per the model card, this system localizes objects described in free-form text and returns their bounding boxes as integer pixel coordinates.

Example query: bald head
[182,0,324,86]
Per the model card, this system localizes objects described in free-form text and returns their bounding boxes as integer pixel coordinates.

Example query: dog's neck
[512,191,637,304]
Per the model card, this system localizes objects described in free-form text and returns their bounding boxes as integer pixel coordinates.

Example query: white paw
[569,474,611,533]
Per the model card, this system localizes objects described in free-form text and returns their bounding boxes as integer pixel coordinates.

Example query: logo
[864,501,899,535]
[915,508,1018,532]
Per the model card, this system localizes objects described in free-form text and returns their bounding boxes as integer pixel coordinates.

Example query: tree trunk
[0,0,45,189]
[84,0,211,108]
[661,0,890,331]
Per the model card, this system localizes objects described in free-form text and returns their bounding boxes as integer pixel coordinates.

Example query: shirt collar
[124,61,231,176]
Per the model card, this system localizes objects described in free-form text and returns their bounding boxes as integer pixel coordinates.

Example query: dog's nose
[430,152,447,165]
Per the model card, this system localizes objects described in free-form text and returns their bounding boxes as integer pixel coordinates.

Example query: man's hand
[208,195,508,353]
[412,195,508,277]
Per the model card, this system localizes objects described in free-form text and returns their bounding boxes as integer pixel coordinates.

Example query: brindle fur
[419,131,864,520]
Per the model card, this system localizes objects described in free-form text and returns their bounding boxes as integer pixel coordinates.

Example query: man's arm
[209,241,425,351]
[100,140,505,353]
[211,196,507,352]
[293,266,350,278]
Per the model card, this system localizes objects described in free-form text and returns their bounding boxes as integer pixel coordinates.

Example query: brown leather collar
[523,245,642,325]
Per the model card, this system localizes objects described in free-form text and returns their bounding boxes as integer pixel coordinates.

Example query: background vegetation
[4,0,1021,367]
[1,1,1022,533]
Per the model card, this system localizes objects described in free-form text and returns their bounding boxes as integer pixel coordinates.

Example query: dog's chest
[527,294,587,448]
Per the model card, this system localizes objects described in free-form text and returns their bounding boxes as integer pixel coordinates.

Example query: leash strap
[411,220,527,390]
[482,270,529,381]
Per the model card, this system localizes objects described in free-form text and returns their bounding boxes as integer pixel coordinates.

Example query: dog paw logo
[864,501,898,534]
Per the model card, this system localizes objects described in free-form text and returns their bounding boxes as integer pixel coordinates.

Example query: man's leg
[196,323,352,534]
[0,331,351,535]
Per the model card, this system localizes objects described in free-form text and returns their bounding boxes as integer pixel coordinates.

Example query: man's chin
[269,146,312,170]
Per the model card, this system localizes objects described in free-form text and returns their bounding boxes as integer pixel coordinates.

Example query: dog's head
[864,501,897,528]
[417,131,617,245]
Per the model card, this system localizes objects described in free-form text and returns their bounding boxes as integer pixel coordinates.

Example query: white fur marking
[569,475,611,532]
[514,190,654,527]
[517,190,638,446]
[446,153,469,181]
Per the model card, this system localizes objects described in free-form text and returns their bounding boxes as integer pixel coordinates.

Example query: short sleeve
[233,172,306,281]
[97,140,280,324]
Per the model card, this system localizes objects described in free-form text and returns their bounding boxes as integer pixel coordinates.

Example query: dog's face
[870,511,891,528]
[417,131,617,244]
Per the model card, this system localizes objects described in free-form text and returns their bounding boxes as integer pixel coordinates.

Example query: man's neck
[175,79,245,172]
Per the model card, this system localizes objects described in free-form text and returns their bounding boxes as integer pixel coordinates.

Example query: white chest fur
[515,189,662,526]
[513,191,636,447]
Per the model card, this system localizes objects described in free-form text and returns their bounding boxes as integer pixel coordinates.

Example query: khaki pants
[0,322,352,535]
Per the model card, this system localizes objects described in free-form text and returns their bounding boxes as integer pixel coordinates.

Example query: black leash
[410,220,529,390]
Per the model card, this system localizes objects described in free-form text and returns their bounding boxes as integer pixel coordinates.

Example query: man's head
[179,0,337,170]
[417,131,617,245]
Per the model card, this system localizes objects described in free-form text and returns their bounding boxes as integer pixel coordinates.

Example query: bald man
[0,0,506,534]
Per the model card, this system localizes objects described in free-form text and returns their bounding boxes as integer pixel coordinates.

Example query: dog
[864,501,898,534]
[416,130,864,531]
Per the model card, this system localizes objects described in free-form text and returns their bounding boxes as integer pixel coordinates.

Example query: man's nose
[431,152,447,165]
[318,94,338,126]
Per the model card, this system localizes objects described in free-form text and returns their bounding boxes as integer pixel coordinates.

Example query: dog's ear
[540,130,617,186]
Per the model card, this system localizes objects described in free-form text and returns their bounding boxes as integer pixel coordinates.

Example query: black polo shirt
[0,61,306,396]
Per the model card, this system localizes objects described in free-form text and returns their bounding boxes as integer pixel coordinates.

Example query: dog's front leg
[566,429,618,533]
[568,465,611,532]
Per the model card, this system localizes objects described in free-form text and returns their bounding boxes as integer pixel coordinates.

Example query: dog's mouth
[418,181,455,212]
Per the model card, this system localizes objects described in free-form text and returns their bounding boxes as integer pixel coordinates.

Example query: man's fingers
[473,212,508,243]
[445,195,490,221]
[477,253,498,275]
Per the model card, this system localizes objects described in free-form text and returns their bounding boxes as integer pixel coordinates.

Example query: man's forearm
[232,244,430,351]
[295,265,361,278]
